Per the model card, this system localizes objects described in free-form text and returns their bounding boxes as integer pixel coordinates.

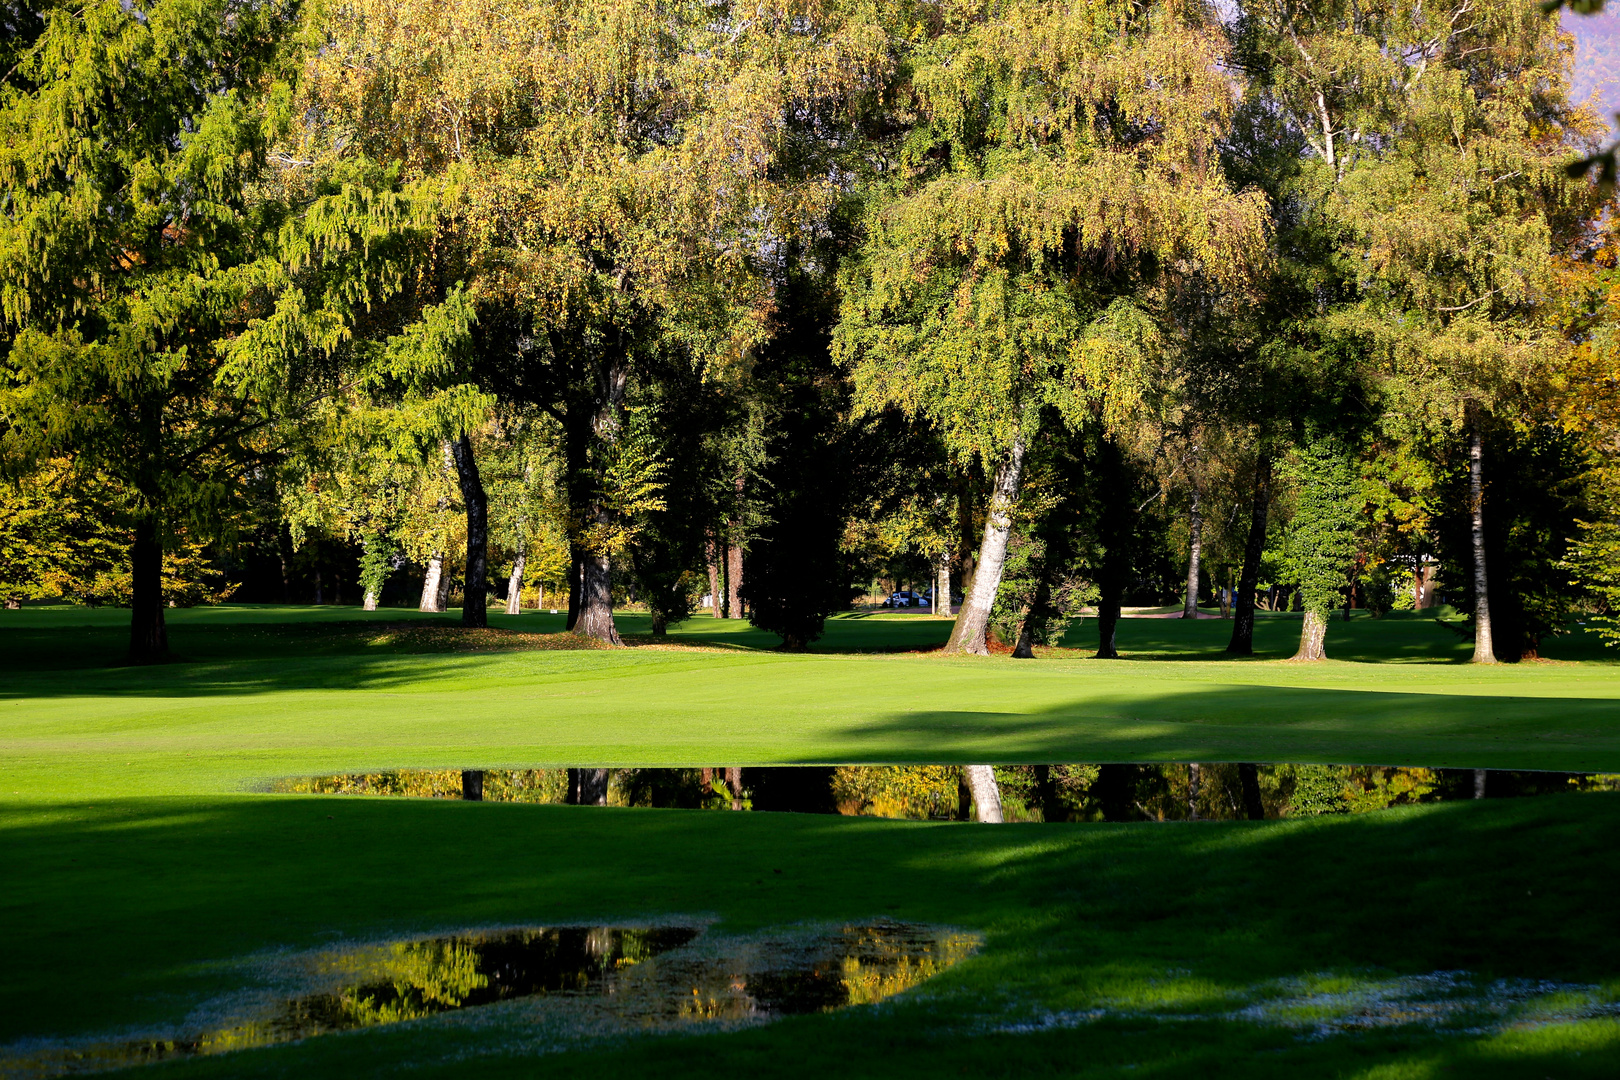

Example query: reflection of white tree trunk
[1468,426,1497,663]
[506,551,526,616]
[947,435,1026,654]
[963,765,1003,823]
[419,553,445,613]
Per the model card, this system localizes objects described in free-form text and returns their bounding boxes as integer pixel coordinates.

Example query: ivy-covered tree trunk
[1182,485,1203,618]
[1012,571,1052,659]
[129,514,168,662]
[449,433,488,628]
[947,436,1026,654]
[1468,426,1498,664]
[1292,610,1328,661]
[505,551,526,615]
[963,765,1003,823]
[1227,453,1272,655]
[419,553,445,612]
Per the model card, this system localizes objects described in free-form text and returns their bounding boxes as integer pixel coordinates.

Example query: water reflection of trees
[276,765,1620,821]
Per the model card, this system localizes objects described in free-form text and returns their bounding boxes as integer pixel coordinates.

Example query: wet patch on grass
[0,922,977,1078]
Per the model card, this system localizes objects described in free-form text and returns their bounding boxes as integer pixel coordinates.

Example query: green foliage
[1279,437,1362,618]
[834,0,1266,473]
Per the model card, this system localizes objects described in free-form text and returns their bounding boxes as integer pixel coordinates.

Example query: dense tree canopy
[3,0,1618,707]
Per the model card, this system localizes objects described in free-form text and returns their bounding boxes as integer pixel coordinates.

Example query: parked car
[885,590,931,608]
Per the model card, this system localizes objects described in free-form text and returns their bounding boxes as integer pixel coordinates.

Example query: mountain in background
[1567,8,1620,137]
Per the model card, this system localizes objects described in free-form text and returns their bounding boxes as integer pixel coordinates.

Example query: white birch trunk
[946,434,1026,654]
[963,765,1003,823]
[1468,426,1497,663]
[419,553,445,613]
[506,552,526,616]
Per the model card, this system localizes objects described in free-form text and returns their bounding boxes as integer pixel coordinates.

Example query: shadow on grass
[2,793,1617,1077]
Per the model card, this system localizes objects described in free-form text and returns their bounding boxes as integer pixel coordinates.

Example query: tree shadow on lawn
[822,688,1620,771]
[1,793,1617,1077]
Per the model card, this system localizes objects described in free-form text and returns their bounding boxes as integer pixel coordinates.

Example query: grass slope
[2,606,1618,801]
[3,606,1618,1077]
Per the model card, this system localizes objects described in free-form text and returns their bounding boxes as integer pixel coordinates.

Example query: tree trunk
[129,514,168,662]
[1095,596,1120,659]
[947,435,1026,654]
[1292,609,1328,661]
[935,547,951,618]
[506,551,526,616]
[1012,571,1052,659]
[1468,425,1497,663]
[449,433,488,629]
[363,588,380,612]
[726,766,743,810]
[1095,764,1133,821]
[1415,561,1437,609]
[1034,764,1064,823]
[727,541,744,620]
[707,538,723,618]
[963,764,1003,823]
[1182,485,1203,618]
[576,552,621,644]
[1186,763,1201,820]
[313,567,324,605]
[1227,453,1271,655]
[419,553,446,612]
[435,556,453,612]
[1238,763,1264,820]
[566,768,609,806]
[1473,768,1488,799]
[461,770,484,801]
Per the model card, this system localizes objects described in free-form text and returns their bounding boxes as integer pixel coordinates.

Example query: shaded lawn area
[0,791,1616,1078]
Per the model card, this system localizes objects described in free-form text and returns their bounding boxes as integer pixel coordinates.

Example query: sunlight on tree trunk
[935,548,952,619]
[419,554,446,613]
[963,765,1003,823]
[947,436,1026,655]
[1292,610,1328,661]
[575,554,621,645]
[363,589,380,612]
[1468,426,1497,664]
[506,551,526,616]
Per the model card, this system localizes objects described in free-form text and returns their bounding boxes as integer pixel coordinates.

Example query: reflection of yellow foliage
[832,766,960,820]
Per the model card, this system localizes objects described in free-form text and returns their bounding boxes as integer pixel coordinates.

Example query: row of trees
[3,0,1620,675]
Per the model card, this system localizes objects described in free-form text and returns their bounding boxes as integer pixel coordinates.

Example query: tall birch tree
[834,0,1268,656]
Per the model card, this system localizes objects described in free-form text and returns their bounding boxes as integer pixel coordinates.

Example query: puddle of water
[1,922,978,1078]
[271,765,1620,823]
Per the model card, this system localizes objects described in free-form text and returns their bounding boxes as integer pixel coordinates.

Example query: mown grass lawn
[3,605,1618,1077]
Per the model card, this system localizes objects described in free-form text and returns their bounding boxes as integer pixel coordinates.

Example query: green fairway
[2,605,1618,801]
[4,606,1619,1077]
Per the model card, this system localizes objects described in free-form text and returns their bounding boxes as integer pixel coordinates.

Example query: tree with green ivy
[1278,436,1363,660]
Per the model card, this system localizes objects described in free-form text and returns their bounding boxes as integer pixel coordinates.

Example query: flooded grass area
[271,763,1620,822]
[0,923,977,1078]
